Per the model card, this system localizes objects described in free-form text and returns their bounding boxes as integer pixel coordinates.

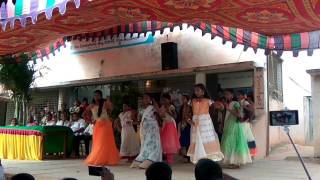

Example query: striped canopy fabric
[0,0,80,30]
[30,21,320,62]
[1,0,320,61]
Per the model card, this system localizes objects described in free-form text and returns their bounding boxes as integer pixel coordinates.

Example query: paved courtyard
[2,145,320,180]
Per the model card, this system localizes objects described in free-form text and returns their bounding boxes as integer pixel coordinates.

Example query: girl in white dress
[119,102,140,162]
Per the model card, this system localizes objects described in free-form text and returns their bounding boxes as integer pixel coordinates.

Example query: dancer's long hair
[191,83,211,100]
[93,90,105,118]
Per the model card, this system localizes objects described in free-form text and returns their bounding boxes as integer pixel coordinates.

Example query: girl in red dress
[159,106,180,164]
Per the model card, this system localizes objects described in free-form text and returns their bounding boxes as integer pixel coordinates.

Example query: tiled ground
[2,144,320,180]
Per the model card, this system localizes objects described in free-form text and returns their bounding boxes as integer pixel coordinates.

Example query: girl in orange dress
[84,90,120,166]
[187,84,224,164]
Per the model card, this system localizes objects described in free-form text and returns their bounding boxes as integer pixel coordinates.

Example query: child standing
[119,102,140,162]
[187,84,224,164]
[222,89,252,168]
[159,106,180,164]
[238,91,257,158]
[178,94,192,162]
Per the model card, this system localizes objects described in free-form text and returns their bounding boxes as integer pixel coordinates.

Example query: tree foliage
[0,54,36,124]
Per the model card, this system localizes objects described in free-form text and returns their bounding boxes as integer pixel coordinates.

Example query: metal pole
[266,54,270,156]
[284,126,312,180]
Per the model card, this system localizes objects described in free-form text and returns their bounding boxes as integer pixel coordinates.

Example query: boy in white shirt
[71,112,87,157]
[83,123,94,156]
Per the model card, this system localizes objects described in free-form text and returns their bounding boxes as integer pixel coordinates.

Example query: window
[268,53,283,101]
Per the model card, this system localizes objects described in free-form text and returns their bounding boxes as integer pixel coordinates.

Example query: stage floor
[2,144,320,180]
[2,158,320,180]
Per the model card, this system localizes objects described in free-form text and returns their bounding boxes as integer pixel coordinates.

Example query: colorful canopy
[1,0,320,58]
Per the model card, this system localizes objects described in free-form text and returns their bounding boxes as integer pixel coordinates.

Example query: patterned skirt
[243,122,257,157]
[187,114,224,164]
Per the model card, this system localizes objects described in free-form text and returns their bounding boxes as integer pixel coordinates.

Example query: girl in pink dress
[159,106,180,164]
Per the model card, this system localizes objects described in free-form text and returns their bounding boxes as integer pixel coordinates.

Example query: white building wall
[33,26,260,87]
[31,25,320,157]
[270,51,319,147]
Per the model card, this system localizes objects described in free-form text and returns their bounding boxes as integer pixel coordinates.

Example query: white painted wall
[270,50,319,146]
[310,73,320,157]
[33,25,262,87]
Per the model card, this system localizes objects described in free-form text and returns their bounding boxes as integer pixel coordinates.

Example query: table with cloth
[0,126,73,160]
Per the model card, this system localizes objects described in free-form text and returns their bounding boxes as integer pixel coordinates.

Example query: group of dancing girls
[83,84,256,170]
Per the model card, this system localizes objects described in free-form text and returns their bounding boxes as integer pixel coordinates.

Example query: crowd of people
[8,83,256,170]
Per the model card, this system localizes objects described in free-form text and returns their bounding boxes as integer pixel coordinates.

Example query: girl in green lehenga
[221,89,252,168]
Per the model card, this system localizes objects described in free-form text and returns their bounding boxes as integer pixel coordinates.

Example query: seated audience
[56,111,71,127]
[70,100,81,115]
[11,173,35,180]
[80,98,89,118]
[26,116,38,127]
[70,112,87,157]
[40,110,48,125]
[195,159,237,180]
[45,113,56,126]
[145,162,172,180]
[83,122,93,156]
[9,118,18,126]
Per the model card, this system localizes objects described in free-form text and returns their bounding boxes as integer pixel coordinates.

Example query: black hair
[145,162,172,180]
[214,97,224,102]
[62,178,78,180]
[224,88,234,95]
[122,98,132,108]
[237,90,246,96]
[182,94,190,101]
[162,93,172,101]
[11,173,35,180]
[72,112,80,116]
[195,159,223,180]
[192,83,211,99]
[143,93,153,104]
[82,97,88,103]
[93,90,104,117]
[247,93,254,101]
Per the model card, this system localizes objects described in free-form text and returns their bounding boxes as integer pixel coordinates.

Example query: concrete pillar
[195,72,206,85]
[58,88,67,112]
[307,69,320,157]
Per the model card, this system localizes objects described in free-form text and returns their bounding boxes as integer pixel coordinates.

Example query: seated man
[26,116,38,127]
[45,113,56,126]
[9,118,18,126]
[70,112,87,157]
[83,122,93,156]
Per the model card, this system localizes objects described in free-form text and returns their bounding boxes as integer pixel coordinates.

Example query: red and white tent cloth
[1,0,320,61]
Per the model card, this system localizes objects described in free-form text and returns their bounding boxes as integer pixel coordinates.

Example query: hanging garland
[0,0,80,31]
[28,21,320,62]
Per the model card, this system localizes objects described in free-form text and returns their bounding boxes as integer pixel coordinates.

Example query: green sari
[221,101,252,165]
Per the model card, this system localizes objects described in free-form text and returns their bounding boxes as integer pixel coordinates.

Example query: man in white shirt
[71,112,87,157]
[83,123,94,156]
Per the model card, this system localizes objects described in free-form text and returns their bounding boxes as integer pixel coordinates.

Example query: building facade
[5,26,316,158]
[307,69,320,157]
